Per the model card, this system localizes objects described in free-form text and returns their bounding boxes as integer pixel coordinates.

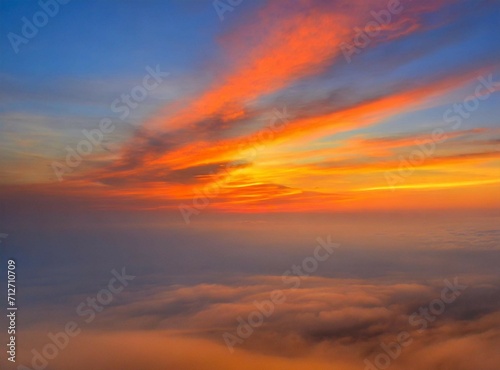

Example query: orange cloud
[16,275,500,370]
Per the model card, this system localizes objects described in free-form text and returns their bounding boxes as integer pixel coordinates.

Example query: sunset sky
[1,0,499,213]
[0,1,499,370]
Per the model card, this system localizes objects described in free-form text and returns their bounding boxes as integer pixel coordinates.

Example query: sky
[0,1,499,370]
